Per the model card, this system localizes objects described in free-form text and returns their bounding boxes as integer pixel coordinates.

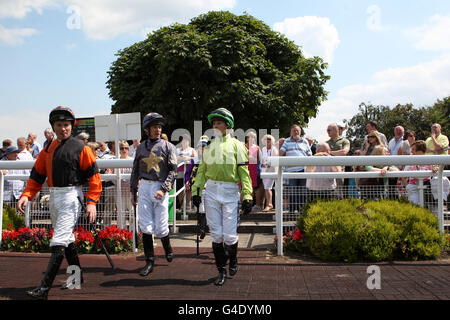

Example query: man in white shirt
[17,137,33,161]
[1,146,28,206]
[388,126,404,155]
[128,139,140,158]
[27,132,42,159]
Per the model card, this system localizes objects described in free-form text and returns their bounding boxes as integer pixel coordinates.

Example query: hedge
[298,199,445,262]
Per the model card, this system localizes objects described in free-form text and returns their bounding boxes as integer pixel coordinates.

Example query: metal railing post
[275,169,283,256]
[25,202,30,228]
[173,171,178,234]
[183,162,187,218]
[437,166,444,233]
[418,178,425,208]
[133,203,138,252]
[116,169,123,229]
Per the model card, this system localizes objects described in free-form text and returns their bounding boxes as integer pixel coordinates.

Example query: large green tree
[107,11,329,138]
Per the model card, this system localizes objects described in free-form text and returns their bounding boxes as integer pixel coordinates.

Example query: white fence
[0,159,190,249]
[263,155,450,256]
[1,156,450,256]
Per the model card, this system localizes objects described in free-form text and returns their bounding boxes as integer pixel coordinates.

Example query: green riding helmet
[207,108,234,129]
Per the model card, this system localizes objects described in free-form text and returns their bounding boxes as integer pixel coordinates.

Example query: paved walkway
[1,233,450,302]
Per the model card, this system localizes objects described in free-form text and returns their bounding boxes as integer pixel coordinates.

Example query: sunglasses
[368,136,376,138]
[120,147,129,150]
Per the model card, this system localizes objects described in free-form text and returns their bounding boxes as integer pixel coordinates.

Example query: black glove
[193,195,202,209]
[241,199,252,215]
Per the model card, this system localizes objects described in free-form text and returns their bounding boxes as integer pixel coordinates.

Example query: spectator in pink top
[401,140,438,206]
[245,131,263,211]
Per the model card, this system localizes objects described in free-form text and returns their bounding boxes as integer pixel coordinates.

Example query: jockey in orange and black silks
[18,106,101,300]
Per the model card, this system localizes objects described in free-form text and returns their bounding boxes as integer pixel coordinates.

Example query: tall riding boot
[139,233,155,276]
[27,246,65,300]
[61,242,84,290]
[212,242,227,286]
[161,235,173,262]
[199,213,207,240]
[225,242,238,276]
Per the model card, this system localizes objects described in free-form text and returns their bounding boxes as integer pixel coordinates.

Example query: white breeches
[49,186,83,247]
[203,180,240,245]
[138,180,169,238]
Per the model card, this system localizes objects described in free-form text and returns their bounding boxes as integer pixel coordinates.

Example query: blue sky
[1,0,450,145]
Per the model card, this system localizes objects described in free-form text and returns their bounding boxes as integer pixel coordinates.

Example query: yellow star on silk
[142,151,164,173]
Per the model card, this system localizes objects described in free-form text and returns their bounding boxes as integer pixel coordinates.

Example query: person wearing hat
[1,145,20,160]
[192,108,253,286]
[1,146,28,207]
[337,122,347,137]
[17,106,102,300]
[130,112,178,276]
[0,139,13,159]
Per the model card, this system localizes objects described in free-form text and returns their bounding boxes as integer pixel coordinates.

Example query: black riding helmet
[49,106,76,126]
[143,112,165,129]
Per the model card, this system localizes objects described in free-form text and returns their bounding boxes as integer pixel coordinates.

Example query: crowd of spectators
[232,121,449,213]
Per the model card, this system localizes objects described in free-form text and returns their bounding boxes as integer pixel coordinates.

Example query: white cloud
[273,16,339,64]
[0,0,59,19]
[0,24,37,45]
[0,0,235,40]
[405,14,450,51]
[305,54,450,142]
[64,0,236,40]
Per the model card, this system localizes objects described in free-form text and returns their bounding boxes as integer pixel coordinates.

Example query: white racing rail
[1,156,449,255]
[0,159,190,250]
[263,155,450,256]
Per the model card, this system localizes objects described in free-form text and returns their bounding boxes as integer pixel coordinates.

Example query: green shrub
[444,234,450,252]
[2,206,25,230]
[300,199,445,262]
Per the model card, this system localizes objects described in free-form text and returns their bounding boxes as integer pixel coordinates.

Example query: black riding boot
[199,213,207,240]
[161,235,173,262]
[139,233,155,276]
[27,246,65,300]
[61,242,84,290]
[212,242,227,286]
[226,242,238,276]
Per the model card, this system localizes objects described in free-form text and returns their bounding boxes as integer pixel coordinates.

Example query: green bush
[444,234,450,252]
[2,205,25,230]
[300,199,445,262]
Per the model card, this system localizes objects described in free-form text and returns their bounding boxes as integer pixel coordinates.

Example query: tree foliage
[344,97,450,149]
[106,11,330,138]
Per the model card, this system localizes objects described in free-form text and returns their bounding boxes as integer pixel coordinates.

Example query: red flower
[293,228,304,241]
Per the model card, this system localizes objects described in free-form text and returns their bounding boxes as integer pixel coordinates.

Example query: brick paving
[1,245,450,301]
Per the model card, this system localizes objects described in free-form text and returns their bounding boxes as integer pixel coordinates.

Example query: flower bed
[2,225,133,254]
[274,226,306,253]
